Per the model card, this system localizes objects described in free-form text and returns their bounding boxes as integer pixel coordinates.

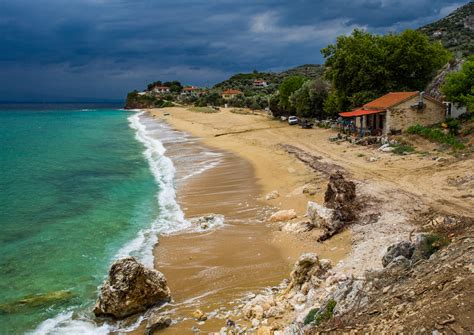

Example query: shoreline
[139,108,351,333]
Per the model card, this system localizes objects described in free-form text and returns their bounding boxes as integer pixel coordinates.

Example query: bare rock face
[93,257,171,319]
[382,241,415,267]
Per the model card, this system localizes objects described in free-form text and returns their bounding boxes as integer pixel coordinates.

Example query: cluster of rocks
[238,253,338,334]
[382,233,446,273]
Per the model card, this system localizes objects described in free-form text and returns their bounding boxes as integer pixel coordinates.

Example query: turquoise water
[0,108,161,333]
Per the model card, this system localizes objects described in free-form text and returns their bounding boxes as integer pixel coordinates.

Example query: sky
[0,0,468,102]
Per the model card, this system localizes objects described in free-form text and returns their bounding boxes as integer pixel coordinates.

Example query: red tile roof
[222,89,242,95]
[339,109,384,117]
[363,92,419,109]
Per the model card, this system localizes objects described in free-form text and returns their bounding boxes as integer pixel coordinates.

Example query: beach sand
[137,106,472,333]
[131,110,350,334]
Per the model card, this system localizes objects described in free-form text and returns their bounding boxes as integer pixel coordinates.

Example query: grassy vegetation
[304,299,337,326]
[188,106,219,113]
[391,143,416,155]
[407,124,465,149]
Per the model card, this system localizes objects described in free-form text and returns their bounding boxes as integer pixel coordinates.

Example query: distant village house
[152,86,170,94]
[253,79,268,87]
[339,91,445,135]
[181,86,202,96]
[221,89,243,100]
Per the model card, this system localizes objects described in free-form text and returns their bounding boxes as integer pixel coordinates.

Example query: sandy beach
[124,109,349,334]
[134,106,473,333]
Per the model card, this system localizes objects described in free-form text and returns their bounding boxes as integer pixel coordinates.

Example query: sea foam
[114,111,190,267]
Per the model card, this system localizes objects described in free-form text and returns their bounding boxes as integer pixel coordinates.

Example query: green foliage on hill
[322,29,451,114]
[124,91,174,109]
[418,2,474,56]
[441,56,474,112]
[213,65,324,96]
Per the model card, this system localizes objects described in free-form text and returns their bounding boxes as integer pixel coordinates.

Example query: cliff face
[418,2,474,56]
[425,58,465,100]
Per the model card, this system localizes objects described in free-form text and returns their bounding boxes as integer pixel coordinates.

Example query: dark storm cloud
[0,0,467,101]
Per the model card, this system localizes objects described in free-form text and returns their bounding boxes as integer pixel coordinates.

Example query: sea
[0,103,218,334]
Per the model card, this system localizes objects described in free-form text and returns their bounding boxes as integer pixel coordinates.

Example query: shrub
[303,299,337,326]
[407,124,465,149]
[304,308,319,325]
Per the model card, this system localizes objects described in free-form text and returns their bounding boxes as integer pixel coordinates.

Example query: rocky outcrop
[94,257,171,319]
[269,209,297,222]
[382,241,415,267]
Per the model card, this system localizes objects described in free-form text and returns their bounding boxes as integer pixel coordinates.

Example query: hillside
[419,1,474,56]
[212,64,324,96]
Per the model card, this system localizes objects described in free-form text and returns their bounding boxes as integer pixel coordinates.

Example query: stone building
[340,91,445,135]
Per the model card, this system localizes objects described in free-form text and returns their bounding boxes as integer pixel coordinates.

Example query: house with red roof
[221,89,243,100]
[339,91,445,135]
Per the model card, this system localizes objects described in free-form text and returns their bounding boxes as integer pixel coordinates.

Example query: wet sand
[139,116,350,334]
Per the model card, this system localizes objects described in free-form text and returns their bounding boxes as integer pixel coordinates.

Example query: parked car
[288,116,298,125]
[280,116,288,121]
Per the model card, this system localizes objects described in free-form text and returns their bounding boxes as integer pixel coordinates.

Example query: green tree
[278,76,307,113]
[147,81,162,91]
[322,29,451,112]
[441,57,474,112]
[195,92,224,107]
[269,93,284,117]
[163,81,183,93]
[289,79,329,118]
[323,90,346,117]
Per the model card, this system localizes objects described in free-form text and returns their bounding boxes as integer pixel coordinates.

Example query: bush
[407,124,465,149]
[303,299,336,326]
[445,118,460,135]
